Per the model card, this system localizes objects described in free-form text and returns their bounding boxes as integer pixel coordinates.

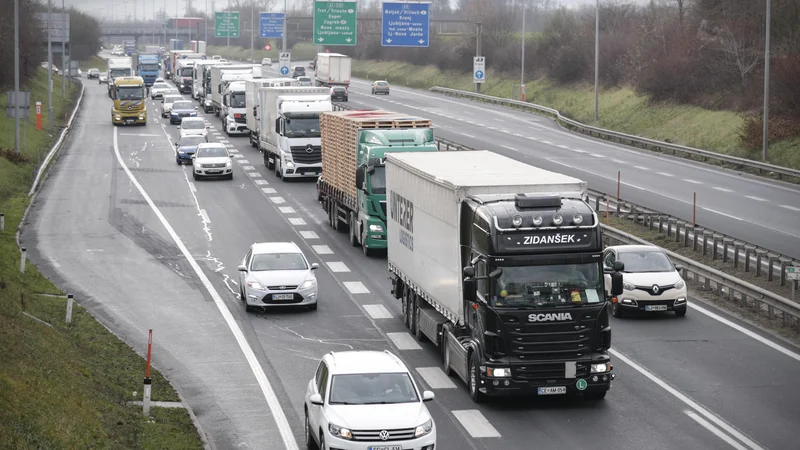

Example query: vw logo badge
[379,430,390,441]
[305,144,314,154]
[652,285,660,294]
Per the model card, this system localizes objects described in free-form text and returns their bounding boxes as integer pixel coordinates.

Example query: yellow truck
[111,76,147,125]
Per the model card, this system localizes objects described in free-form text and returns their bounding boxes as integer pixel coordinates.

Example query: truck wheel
[403,290,413,329]
[414,306,425,342]
[275,160,282,178]
[250,133,257,148]
[612,302,624,318]
[442,333,454,376]
[349,214,360,247]
[469,353,486,403]
[408,293,418,337]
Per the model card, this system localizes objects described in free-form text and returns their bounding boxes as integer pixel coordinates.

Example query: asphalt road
[21,65,800,450]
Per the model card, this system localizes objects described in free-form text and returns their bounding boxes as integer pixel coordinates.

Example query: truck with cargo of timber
[385,150,625,403]
[317,111,439,256]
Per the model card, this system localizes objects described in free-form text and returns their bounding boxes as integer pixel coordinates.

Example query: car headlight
[190,112,197,116]
[225,161,232,167]
[414,419,433,438]
[623,282,635,291]
[247,281,265,291]
[591,363,611,373]
[674,280,685,290]
[328,423,352,440]
[300,278,316,290]
[178,150,186,155]
[486,367,510,377]
[368,224,384,232]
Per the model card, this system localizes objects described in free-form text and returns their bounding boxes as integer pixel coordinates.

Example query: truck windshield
[140,63,159,71]
[116,86,145,100]
[230,92,246,108]
[368,166,386,194]
[285,117,321,138]
[109,68,131,78]
[179,67,193,77]
[491,262,604,308]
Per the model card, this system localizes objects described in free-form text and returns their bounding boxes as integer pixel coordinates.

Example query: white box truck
[315,53,351,88]
[245,78,297,147]
[209,65,263,117]
[192,59,228,101]
[257,86,332,179]
[107,57,134,97]
[221,80,251,136]
[385,150,624,403]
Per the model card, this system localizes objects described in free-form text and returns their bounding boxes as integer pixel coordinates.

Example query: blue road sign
[381,2,430,48]
[475,70,484,79]
[280,66,290,76]
[259,13,285,38]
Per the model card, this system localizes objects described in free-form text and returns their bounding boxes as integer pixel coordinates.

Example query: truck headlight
[369,224,384,232]
[285,161,295,168]
[674,280,685,290]
[591,363,610,373]
[114,115,121,119]
[486,367,510,377]
[300,278,316,290]
[623,282,635,291]
[414,419,433,438]
[328,423,352,440]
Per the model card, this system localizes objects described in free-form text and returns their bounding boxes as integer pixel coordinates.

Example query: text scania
[523,234,576,245]
[390,190,414,251]
[528,312,574,322]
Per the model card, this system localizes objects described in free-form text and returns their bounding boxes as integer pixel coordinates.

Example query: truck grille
[290,145,322,164]
[350,427,416,442]
[514,362,591,380]
[234,115,246,124]
[506,320,594,362]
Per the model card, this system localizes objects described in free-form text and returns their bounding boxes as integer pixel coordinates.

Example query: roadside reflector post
[1,213,4,231]
[616,171,621,217]
[65,294,74,325]
[20,247,26,274]
[143,329,153,417]
[604,194,609,224]
[693,192,697,227]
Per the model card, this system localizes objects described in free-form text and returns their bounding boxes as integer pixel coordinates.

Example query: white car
[237,242,319,312]
[155,77,165,83]
[150,82,171,99]
[261,57,272,67]
[98,73,108,84]
[297,76,313,86]
[603,244,688,317]
[179,117,208,138]
[212,55,222,60]
[304,351,436,450]
[161,94,183,118]
[192,143,234,180]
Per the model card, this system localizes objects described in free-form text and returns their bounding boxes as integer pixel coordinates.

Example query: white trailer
[257,86,332,179]
[315,53,351,88]
[192,60,228,100]
[107,57,133,96]
[245,78,297,147]
[209,65,263,117]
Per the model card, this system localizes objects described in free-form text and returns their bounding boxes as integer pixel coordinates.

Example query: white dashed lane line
[386,332,422,351]
[452,410,501,438]
[779,204,800,212]
[270,197,286,204]
[325,261,350,273]
[262,188,277,194]
[363,304,393,319]
[242,165,256,171]
[343,281,370,294]
[279,206,295,213]
[746,195,767,202]
[254,179,269,185]
[416,367,457,389]
[299,231,319,239]
[247,172,262,178]
[713,187,734,193]
[683,179,703,184]
[657,172,674,177]
[238,159,251,164]
[288,217,307,226]
[311,245,333,255]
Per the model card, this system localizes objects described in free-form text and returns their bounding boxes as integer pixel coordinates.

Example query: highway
[20,62,800,450]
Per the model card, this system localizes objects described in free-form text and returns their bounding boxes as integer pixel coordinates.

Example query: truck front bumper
[477,360,614,398]
[112,111,147,125]
[281,162,321,178]
[225,118,249,135]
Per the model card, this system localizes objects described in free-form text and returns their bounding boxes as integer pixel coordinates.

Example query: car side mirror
[237,264,247,272]
[611,272,624,297]
[462,278,477,304]
[462,266,475,278]
[174,142,178,146]
[613,261,624,272]
[366,165,375,175]
[191,154,196,159]
[311,263,319,270]
[674,264,684,273]
[422,391,435,402]
[194,106,198,110]
[309,393,323,406]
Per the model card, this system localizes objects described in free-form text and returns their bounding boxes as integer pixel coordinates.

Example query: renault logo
[652,285,660,294]
[305,144,314,153]
[379,430,390,441]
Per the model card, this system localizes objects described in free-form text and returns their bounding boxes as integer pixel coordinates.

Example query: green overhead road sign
[215,12,240,38]
[313,1,358,46]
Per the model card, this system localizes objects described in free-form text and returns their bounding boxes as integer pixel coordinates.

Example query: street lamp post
[520,0,526,102]
[282,0,287,53]
[594,0,600,123]
[14,0,20,153]
[48,0,53,135]
[250,0,254,63]
[762,0,772,161]
[62,0,66,98]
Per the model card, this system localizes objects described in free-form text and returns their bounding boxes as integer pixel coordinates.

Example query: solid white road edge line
[112,127,299,450]
[609,348,764,450]
[684,410,748,450]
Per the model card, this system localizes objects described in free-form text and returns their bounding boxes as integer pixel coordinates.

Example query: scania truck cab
[111,76,147,126]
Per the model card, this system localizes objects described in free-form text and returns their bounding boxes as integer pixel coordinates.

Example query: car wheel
[308,302,318,311]
[192,172,198,180]
[612,302,624,318]
[176,159,181,165]
[318,434,326,450]
[304,410,318,450]
[584,391,607,401]
[469,352,486,403]
[228,173,233,180]
[675,306,687,317]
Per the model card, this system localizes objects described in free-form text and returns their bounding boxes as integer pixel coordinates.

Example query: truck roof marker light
[511,215,523,227]
[532,215,543,226]
[552,213,564,225]
[572,213,584,225]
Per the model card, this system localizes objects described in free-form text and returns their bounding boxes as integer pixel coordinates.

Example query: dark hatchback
[292,66,306,78]
[330,87,348,102]
[174,135,208,164]
[170,100,197,124]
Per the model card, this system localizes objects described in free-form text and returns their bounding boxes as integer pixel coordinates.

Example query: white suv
[603,244,688,317]
[304,351,436,450]
[192,143,233,180]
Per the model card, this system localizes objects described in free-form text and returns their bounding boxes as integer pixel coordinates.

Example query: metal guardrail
[429,86,800,184]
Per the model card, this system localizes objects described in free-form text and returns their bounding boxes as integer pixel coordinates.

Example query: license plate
[538,386,567,395]
[206,170,221,174]
[645,305,668,311]
[125,119,135,123]
[272,294,294,300]
[369,447,401,450]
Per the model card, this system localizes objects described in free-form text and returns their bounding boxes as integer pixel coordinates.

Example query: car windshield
[250,253,308,271]
[182,120,204,130]
[617,250,675,273]
[179,67,193,77]
[89,69,99,74]
[173,101,192,110]
[230,92,246,107]
[333,88,345,93]
[491,262,604,308]
[368,166,386,194]
[294,67,305,73]
[376,82,388,87]
[109,68,131,78]
[196,146,228,158]
[329,373,419,405]
[179,136,206,146]
[116,86,144,100]
[153,83,169,90]
[285,117,320,138]
[141,63,159,71]
[165,89,180,96]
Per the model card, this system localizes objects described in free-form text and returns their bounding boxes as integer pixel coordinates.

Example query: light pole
[520,0,526,102]
[282,0,287,53]
[48,0,53,136]
[205,0,208,42]
[174,0,178,40]
[226,0,230,49]
[14,0,20,153]
[594,0,600,123]
[762,0,772,161]
[61,0,66,98]
[250,0,254,62]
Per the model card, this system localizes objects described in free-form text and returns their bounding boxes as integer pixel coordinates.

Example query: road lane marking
[713,187,734,193]
[386,332,422,350]
[685,411,748,450]
[609,349,764,450]
[262,188,277,194]
[237,159,250,164]
[541,140,553,144]
[779,204,800,212]
[311,245,333,255]
[188,182,197,193]
[233,154,243,158]
[611,158,627,164]
[452,410,501,438]
[219,139,229,143]
[111,128,299,450]
[343,281,370,294]
[288,218,307,226]
[247,171,262,178]
[416,367,457,389]
[254,179,269,185]
[745,195,767,202]
[270,196,285,204]
[702,207,744,221]
[325,262,351,273]
[635,165,650,171]
[557,144,570,149]
[363,304,392,319]
[657,172,674,177]
[299,231,319,239]
[119,133,161,136]
[591,154,605,158]
[461,133,475,138]
[242,165,256,171]
[683,179,703,184]
[501,145,517,151]
[279,206,295,213]
[199,209,210,223]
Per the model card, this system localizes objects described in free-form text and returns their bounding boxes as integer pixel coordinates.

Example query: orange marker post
[35,102,42,130]
[143,329,153,416]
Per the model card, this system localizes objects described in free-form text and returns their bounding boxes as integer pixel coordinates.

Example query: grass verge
[0,68,203,449]
[207,41,318,63]
[78,55,108,72]
[351,59,799,171]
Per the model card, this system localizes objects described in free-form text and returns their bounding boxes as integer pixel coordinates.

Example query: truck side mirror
[611,272,624,297]
[355,167,365,189]
[366,165,375,175]
[613,261,624,272]
[463,278,477,303]
[275,118,281,133]
[462,266,475,278]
